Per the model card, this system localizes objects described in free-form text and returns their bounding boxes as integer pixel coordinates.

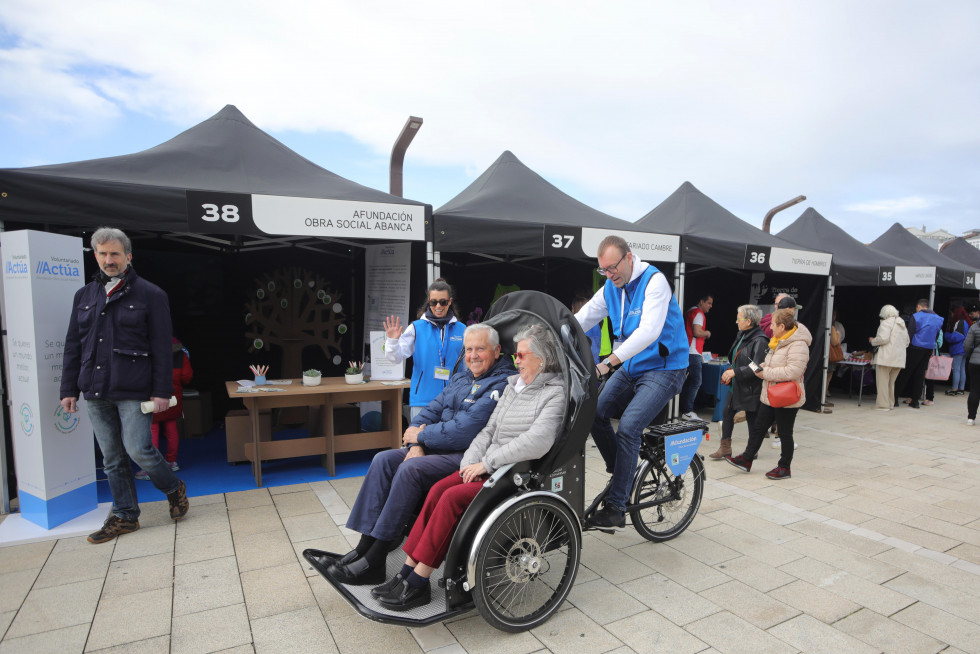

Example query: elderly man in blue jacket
[60,227,188,545]
[328,323,514,585]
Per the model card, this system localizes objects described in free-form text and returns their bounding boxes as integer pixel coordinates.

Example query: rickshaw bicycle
[304,290,706,632]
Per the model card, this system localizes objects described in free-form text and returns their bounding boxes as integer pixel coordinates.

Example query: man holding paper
[60,227,189,544]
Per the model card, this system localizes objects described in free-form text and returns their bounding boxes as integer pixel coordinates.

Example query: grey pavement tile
[753,486,828,512]
[85,587,172,651]
[445,613,543,654]
[138,499,177,529]
[788,483,849,503]
[251,605,337,653]
[189,492,227,506]
[241,561,316,620]
[0,541,54,574]
[683,610,796,654]
[883,572,980,622]
[620,543,729,593]
[663,530,740,566]
[327,478,363,510]
[308,575,356,622]
[809,503,876,526]
[713,555,796,593]
[708,506,803,542]
[224,488,272,510]
[580,536,655,585]
[328,613,422,654]
[86,634,170,653]
[175,530,235,565]
[102,552,174,598]
[947,542,980,564]
[0,623,89,654]
[766,580,861,624]
[619,573,720,626]
[268,483,311,495]
[565,578,647,625]
[777,557,916,616]
[33,544,114,589]
[905,515,980,547]
[52,535,98,554]
[233,528,296,573]
[110,524,175,562]
[786,518,893,557]
[292,536,351,578]
[588,523,652,550]
[426,645,466,654]
[782,534,904,583]
[409,623,457,651]
[272,490,326,518]
[887,496,975,526]
[4,578,102,639]
[698,580,800,629]
[767,614,879,653]
[0,611,15,639]
[0,568,40,613]
[281,512,342,543]
[837,495,914,522]
[873,548,980,599]
[860,517,961,552]
[528,607,622,654]
[171,603,252,654]
[606,610,708,654]
[211,646,254,654]
[228,504,283,538]
[173,555,244,616]
[695,523,803,567]
[833,608,946,654]
[175,502,231,538]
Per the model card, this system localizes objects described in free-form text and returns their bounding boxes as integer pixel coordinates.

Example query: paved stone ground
[1,392,979,653]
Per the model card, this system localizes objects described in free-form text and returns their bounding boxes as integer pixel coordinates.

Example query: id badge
[434,366,451,381]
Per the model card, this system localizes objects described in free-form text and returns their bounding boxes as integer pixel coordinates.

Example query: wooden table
[224,378,410,487]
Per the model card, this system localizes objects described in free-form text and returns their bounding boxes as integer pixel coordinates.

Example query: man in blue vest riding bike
[575,235,689,531]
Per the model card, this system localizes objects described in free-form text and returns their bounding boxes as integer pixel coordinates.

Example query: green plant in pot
[345,361,364,384]
[303,368,322,387]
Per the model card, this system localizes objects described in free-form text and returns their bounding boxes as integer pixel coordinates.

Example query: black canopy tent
[777,208,935,366]
[941,237,980,272]
[871,223,978,292]
[635,182,833,411]
[0,105,430,255]
[431,150,681,311]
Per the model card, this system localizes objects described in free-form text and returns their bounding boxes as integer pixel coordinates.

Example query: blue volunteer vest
[910,311,943,349]
[603,264,688,373]
[409,317,466,407]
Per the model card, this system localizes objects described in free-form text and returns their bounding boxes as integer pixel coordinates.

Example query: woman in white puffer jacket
[869,305,910,411]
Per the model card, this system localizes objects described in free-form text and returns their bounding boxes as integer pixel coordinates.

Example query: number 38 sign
[186,191,255,234]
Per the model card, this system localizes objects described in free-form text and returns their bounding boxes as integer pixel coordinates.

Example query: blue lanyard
[437,322,451,367]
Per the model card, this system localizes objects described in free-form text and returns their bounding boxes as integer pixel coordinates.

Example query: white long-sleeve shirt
[574,260,672,364]
[384,315,459,363]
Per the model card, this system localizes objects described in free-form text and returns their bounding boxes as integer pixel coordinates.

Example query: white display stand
[369,330,406,381]
[1,230,97,529]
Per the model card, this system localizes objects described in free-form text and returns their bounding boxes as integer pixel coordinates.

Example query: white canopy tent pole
[0,220,9,514]
[823,275,835,412]
[672,261,686,419]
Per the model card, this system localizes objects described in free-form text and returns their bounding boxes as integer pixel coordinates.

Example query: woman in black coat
[709,305,770,460]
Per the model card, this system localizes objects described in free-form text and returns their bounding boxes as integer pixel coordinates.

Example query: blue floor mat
[96,426,377,502]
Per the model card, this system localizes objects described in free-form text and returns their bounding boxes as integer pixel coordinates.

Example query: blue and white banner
[1,230,96,529]
[664,429,704,476]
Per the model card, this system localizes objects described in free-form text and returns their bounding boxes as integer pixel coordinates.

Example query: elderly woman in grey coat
[869,304,910,411]
[373,324,565,611]
[962,318,980,425]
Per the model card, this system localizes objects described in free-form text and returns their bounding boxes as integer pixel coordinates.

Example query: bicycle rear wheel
[629,455,704,542]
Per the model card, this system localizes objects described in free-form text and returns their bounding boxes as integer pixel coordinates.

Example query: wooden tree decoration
[244,267,347,377]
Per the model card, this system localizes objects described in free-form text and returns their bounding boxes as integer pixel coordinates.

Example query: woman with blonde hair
[869,304,909,411]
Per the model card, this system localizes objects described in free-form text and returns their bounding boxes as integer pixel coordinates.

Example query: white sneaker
[771,438,781,449]
[968,419,975,426]
[681,411,699,421]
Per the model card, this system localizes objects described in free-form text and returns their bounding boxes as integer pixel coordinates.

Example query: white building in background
[906,225,958,250]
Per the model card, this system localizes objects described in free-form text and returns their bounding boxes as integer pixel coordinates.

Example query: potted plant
[303,368,322,387]
[345,361,364,385]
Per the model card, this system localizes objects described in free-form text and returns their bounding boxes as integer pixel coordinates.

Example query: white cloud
[844,197,937,216]
[1,0,979,241]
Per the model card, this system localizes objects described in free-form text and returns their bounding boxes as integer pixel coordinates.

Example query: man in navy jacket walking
[328,323,514,585]
[60,228,188,544]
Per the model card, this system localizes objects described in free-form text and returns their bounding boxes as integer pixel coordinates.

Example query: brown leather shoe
[88,515,140,544]
[708,439,732,460]
[167,480,189,520]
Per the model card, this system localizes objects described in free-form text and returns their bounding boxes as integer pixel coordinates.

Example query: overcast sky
[1,1,977,243]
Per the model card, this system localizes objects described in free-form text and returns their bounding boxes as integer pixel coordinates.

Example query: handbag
[767,380,802,408]
[829,343,844,363]
[926,354,953,381]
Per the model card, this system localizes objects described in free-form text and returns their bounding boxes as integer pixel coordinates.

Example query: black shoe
[334,549,360,567]
[377,578,431,611]
[584,505,626,532]
[327,556,386,585]
[371,573,405,599]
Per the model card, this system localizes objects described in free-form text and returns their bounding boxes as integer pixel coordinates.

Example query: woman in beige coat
[726,308,811,480]
[869,305,909,411]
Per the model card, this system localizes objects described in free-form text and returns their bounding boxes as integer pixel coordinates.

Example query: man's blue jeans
[592,367,687,512]
[347,447,464,541]
[679,354,703,414]
[87,398,180,521]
